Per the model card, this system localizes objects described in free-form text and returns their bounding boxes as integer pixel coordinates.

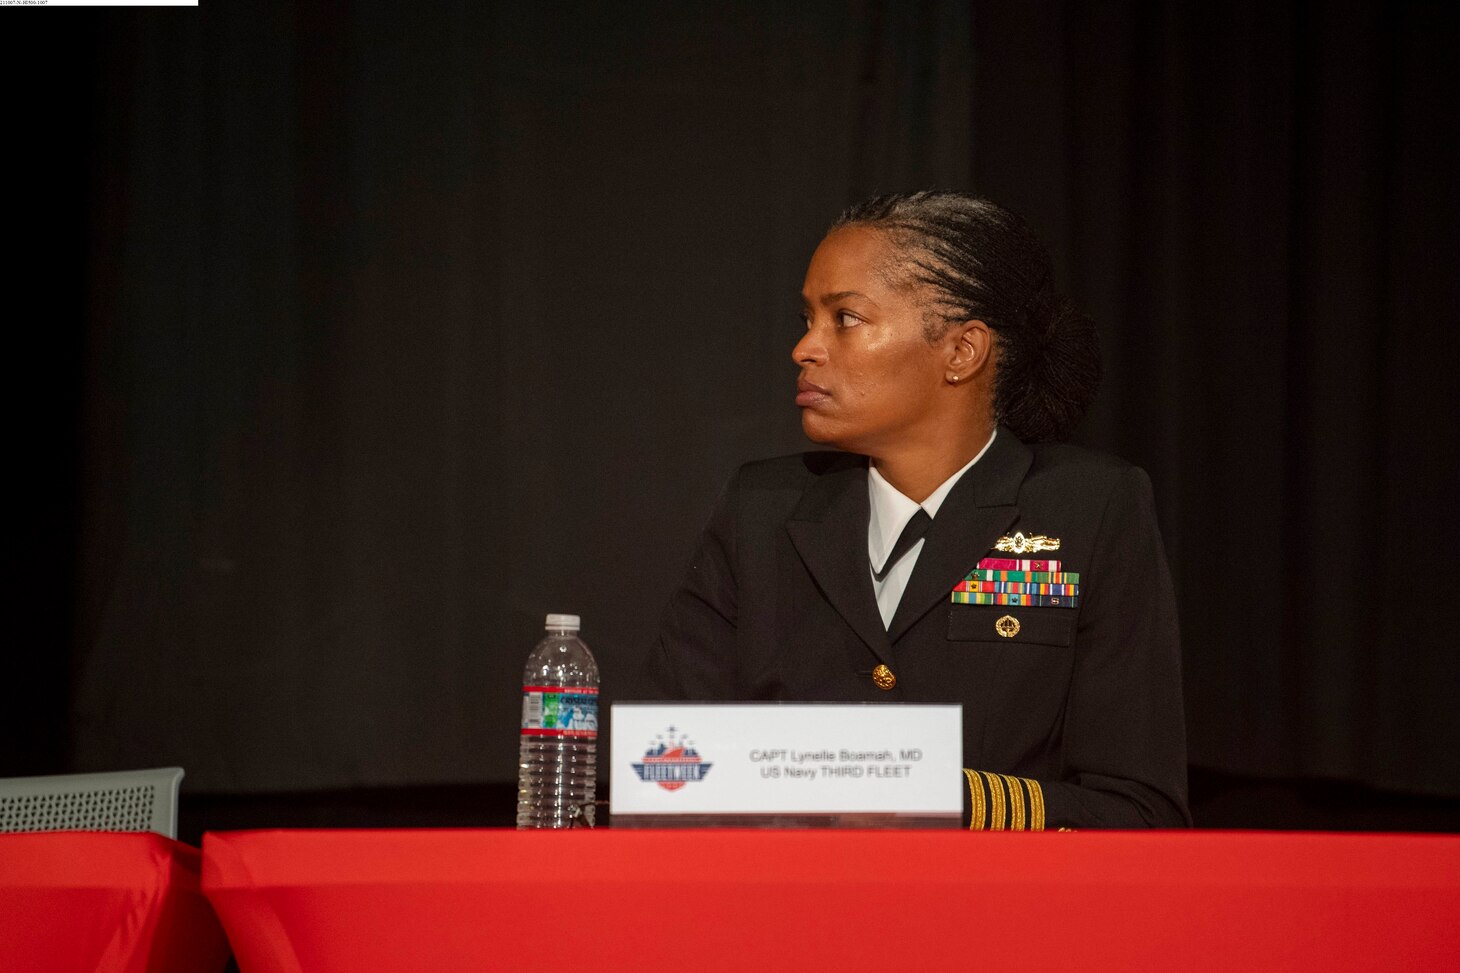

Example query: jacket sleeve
[639,469,743,701]
[963,465,1191,829]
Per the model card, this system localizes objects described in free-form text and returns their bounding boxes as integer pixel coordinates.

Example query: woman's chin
[800,412,850,449]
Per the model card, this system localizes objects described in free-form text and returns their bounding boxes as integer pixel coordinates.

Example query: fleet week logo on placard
[632,727,713,792]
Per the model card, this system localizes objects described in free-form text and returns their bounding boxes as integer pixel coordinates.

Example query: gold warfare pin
[994,531,1061,555]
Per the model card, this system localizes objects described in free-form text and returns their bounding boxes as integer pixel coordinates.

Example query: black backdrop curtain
[7,0,1457,803]
[970,2,1460,795]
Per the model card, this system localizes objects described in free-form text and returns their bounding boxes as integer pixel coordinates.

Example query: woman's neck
[870,421,996,503]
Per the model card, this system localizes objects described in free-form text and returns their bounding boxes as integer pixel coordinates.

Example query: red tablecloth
[202,828,1460,973]
[0,831,231,973]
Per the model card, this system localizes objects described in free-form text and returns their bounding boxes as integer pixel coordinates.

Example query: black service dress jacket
[643,427,1190,829]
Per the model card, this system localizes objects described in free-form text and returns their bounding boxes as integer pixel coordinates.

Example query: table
[202,828,1460,972]
[0,831,231,973]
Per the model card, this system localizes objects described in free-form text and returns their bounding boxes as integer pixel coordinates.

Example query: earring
[948,374,960,384]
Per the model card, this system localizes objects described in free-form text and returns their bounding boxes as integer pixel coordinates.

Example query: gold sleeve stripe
[1024,776,1046,831]
[963,768,986,830]
[1001,774,1026,831]
[980,771,1006,830]
[963,771,986,829]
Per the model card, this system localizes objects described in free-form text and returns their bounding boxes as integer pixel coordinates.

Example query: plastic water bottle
[516,613,600,828]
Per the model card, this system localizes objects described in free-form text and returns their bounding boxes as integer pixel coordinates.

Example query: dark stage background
[7,0,1459,830]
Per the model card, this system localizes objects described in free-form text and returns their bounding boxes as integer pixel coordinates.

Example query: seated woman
[643,192,1189,829]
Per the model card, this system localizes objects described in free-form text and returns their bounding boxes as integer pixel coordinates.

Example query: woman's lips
[796,380,831,407]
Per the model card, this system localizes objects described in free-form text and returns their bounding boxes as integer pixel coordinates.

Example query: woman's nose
[792,324,827,365]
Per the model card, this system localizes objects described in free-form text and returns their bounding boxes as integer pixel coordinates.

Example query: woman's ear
[946,319,993,384]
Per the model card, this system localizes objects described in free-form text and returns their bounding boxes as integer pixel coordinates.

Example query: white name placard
[610,703,961,827]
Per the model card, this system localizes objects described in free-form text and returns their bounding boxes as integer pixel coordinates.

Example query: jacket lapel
[887,429,1033,643]
[785,457,895,668]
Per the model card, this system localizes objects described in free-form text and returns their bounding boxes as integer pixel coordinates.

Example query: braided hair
[829,192,1101,444]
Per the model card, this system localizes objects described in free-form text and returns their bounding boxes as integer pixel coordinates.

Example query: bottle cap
[545,613,581,631]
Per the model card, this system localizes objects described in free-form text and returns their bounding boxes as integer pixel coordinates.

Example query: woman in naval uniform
[644,192,1189,829]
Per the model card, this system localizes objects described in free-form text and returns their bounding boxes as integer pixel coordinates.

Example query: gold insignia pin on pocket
[994,531,1061,554]
[995,615,1021,638]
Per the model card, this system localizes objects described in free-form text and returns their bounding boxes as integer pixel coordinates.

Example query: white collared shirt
[867,429,997,629]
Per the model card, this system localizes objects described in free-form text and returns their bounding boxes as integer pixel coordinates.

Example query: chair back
[0,767,184,838]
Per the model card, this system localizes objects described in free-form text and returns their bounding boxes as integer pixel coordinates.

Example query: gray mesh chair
[0,767,184,839]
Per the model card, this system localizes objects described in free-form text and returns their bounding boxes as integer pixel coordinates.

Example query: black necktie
[873,508,932,581]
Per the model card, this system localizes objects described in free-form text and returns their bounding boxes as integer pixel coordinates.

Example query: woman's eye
[836,311,863,329]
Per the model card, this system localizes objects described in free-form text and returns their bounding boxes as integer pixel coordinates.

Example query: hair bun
[996,295,1101,443]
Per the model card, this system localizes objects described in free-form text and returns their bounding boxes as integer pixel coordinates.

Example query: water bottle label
[521,685,599,738]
